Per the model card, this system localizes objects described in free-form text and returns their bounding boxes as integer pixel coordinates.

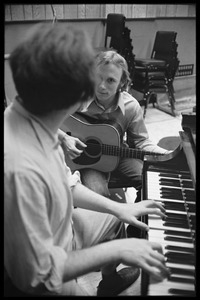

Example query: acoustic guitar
[60,113,166,172]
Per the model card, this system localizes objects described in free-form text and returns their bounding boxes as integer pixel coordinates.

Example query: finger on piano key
[142,199,166,218]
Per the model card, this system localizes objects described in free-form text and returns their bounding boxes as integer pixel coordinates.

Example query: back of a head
[9,22,96,115]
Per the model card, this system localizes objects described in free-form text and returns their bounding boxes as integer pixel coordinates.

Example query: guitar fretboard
[87,142,163,159]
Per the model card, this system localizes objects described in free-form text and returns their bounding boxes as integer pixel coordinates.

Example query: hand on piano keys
[119,199,166,231]
[117,238,170,282]
[142,169,196,296]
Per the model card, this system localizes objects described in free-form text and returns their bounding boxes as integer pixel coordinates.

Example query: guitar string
[83,142,164,158]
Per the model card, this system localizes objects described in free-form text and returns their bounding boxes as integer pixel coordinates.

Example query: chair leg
[167,89,176,116]
[155,91,176,117]
[143,92,151,118]
[149,92,157,107]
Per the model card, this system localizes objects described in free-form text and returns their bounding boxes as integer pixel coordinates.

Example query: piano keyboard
[145,170,196,296]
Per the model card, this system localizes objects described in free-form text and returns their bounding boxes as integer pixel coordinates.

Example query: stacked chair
[133,31,180,117]
[100,13,136,89]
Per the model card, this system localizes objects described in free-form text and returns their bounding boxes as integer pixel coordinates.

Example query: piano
[141,112,196,296]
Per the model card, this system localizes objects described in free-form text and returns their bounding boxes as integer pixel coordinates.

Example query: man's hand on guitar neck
[61,133,87,160]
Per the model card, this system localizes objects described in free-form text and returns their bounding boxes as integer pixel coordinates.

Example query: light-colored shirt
[4,99,80,294]
[74,91,168,154]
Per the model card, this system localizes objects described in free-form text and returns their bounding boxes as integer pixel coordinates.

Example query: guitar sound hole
[85,139,101,158]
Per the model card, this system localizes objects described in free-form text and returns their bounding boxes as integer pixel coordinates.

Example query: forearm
[63,240,120,282]
[63,236,170,283]
[72,182,121,216]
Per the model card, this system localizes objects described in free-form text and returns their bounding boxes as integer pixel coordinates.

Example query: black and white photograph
[4,4,196,297]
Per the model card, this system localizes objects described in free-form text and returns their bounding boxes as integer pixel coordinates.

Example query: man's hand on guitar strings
[114,200,166,231]
[62,134,87,159]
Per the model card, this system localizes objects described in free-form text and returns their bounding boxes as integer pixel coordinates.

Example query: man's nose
[99,80,106,89]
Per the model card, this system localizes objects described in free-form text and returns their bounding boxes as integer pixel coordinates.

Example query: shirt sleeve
[58,145,81,188]
[126,100,169,154]
[4,170,68,295]
[57,128,67,143]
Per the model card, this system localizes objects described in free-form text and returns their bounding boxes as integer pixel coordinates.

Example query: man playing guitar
[59,50,170,237]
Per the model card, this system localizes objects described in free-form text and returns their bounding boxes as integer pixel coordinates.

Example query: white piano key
[148,277,195,296]
[148,230,194,249]
[148,218,191,232]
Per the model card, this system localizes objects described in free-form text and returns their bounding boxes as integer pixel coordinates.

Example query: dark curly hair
[9,22,96,115]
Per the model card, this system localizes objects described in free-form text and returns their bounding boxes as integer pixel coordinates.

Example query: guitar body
[60,114,121,172]
[60,113,173,172]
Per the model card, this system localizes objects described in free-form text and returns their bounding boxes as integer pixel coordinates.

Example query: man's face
[95,63,122,105]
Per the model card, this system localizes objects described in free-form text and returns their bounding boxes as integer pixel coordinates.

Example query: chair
[132,31,180,117]
[101,14,135,88]
[104,13,126,52]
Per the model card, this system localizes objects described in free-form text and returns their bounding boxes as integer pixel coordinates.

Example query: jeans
[80,158,143,198]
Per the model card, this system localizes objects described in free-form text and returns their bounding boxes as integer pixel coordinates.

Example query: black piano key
[161,191,184,200]
[159,179,181,187]
[164,216,188,222]
[166,257,194,265]
[161,195,184,200]
[179,171,191,176]
[161,186,181,192]
[185,196,196,202]
[165,216,188,222]
[164,202,185,208]
[169,276,195,284]
[159,172,179,178]
[169,267,195,276]
[161,190,182,196]
[164,201,185,206]
[165,213,188,220]
[160,188,182,193]
[165,236,193,243]
[163,221,189,228]
[184,190,195,198]
[164,230,192,237]
[161,192,183,198]
[190,216,196,227]
[165,245,194,253]
[166,251,195,263]
[164,221,189,227]
[188,203,196,213]
[158,172,192,180]
[165,251,195,260]
[169,288,195,296]
[182,180,194,188]
[164,205,185,212]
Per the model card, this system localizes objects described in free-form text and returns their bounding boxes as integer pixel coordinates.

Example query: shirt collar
[12,97,60,152]
[85,92,125,115]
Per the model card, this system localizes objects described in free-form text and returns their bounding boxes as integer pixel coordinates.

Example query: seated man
[4,22,169,297]
[59,50,170,237]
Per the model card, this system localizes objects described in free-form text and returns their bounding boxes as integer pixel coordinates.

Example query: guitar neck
[101,144,161,159]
